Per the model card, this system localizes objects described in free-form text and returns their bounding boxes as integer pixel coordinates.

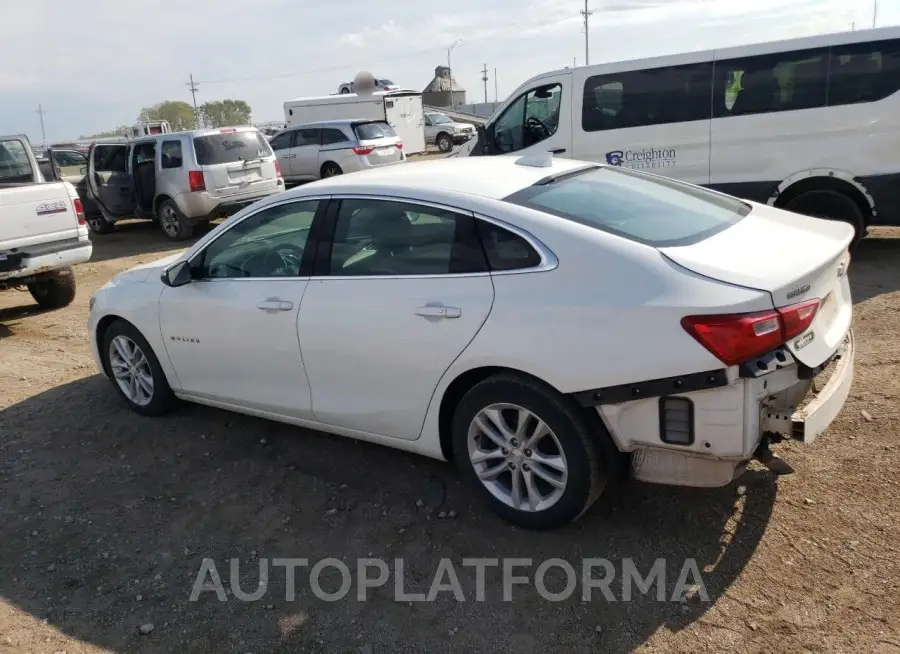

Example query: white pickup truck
[1,134,92,310]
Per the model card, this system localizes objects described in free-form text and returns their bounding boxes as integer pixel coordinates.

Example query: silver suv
[85,126,284,240]
[269,119,405,183]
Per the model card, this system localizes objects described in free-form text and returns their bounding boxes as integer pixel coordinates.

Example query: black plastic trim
[658,396,695,446]
[572,368,728,406]
[738,347,796,378]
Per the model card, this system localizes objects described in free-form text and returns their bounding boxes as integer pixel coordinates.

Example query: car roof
[293,156,597,201]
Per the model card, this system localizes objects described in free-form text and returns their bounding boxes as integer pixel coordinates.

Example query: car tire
[86,213,115,235]
[436,133,453,153]
[157,199,194,241]
[451,373,608,530]
[340,88,350,94]
[784,189,866,249]
[320,162,343,178]
[28,267,77,309]
[101,319,178,416]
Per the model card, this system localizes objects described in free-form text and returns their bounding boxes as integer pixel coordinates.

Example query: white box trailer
[283,90,426,154]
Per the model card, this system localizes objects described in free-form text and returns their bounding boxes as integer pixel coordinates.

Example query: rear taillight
[352,146,374,156]
[73,198,86,226]
[396,142,403,149]
[274,161,282,178]
[188,170,206,192]
[681,299,820,366]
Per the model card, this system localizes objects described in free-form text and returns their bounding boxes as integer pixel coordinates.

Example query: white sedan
[87,154,855,530]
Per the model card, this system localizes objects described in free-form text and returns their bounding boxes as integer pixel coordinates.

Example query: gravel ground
[1,221,899,654]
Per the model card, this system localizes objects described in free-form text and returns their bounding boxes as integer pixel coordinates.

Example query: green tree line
[81,99,253,139]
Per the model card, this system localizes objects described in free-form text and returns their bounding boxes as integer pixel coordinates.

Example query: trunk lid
[352,121,404,167]
[660,202,854,367]
[192,128,280,199]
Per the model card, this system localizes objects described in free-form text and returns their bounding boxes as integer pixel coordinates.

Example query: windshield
[378,79,395,85]
[0,138,36,185]
[193,131,273,166]
[505,166,750,247]
[430,114,452,124]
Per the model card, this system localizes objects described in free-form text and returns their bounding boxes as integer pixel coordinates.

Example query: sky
[1,0,897,143]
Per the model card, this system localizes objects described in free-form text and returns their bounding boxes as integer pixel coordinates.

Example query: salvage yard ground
[1,222,899,653]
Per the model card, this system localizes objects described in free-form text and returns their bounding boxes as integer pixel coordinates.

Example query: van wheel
[436,133,453,153]
[28,267,77,309]
[157,199,194,241]
[340,88,350,94]
[451,374,608,530]
[86,214,114,235]
[784,190,865,248]
[321,162,343,178]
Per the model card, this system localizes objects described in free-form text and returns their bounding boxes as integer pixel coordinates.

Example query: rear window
[504,167,750,247]
[192,131,273,166]
[0,138,36,185]
[353,121,397,141]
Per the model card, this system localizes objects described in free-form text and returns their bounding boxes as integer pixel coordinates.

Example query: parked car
[87,154,854,530]
[85,126,284,240]
[424,112,476,152]
[1,134,92,309]
[269,119,405,183]
[338,78,399,94]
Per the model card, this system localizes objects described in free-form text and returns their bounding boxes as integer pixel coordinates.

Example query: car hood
[114,252,185,284]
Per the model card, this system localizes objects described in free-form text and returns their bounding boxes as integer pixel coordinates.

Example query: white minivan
[461,26,900,244]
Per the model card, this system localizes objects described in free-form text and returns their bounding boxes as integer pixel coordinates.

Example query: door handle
[549,148,567,154]
[283,154,296,159]
[257,299,293,311]
[415,305,461,319]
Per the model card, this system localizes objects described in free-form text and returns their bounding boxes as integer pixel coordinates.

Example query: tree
[80,125,131,139]
[199,99,253,128]
[138,101,196,131]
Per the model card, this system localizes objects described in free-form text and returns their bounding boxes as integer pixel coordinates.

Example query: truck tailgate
[0,182,81,247]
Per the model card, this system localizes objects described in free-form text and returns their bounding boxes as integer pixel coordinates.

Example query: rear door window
[321,128,350,145]
[193,131,273,165]
[353,121,397,141]
[504,167,750,247]
[0,138,36,184]
[93,145,128,172]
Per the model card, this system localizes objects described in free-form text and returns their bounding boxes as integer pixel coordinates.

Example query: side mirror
[161,260,193,287]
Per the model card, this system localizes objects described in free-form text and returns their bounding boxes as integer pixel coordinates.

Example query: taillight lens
[274,161,282,177]
[188,170,206,192]
[396,142,403,149]
[352,146,374,156]
[73,198,86,226]
[682,299,820,366]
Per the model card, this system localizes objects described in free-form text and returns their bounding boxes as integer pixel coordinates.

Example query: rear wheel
[28,267,76,309]
[86,214,115,235]
[436,133,453,153]
[452,374,608,530]
[320,162,343,179]
[157,199,194,241]
[784,189,865,249]
[340,87,351,94]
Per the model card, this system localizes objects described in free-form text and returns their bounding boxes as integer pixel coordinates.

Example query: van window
[161,140,183,169]
[491,83,562,154]
[828,38,900,106]
[0,139,34,184]
[321,128,350,145]
[193,131,273,166]
[504,166,749,247]
[582,62,712,132]
[269,132,292,151]
[713,47,828,117]
[353,121,396,140]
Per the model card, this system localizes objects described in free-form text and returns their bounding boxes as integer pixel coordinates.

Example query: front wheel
[28,267,77,309]
[436,133,453,153]
[784,189,865,249]
[452,374,608,530]
[320,162,343,179]
[157,199,194,241]
[101,319,178,416]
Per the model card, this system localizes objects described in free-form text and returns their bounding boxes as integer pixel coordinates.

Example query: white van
[461,26,900,243]
[284,91,426,155]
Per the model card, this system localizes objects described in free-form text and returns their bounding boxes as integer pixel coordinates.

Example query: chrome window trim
[307,193,559,281]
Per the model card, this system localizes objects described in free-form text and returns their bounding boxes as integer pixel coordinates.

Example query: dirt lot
[1,221,899,654]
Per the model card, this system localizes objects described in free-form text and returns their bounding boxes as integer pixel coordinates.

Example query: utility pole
[447,40,461,108]
[481,64,489,103]
[494,68,499,103]
[35,104,47,144]
[580,0,593,66]
[187,73,201,128]
[872,0,877,28]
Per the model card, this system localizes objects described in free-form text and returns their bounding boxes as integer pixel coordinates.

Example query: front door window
[491,83,563,154]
